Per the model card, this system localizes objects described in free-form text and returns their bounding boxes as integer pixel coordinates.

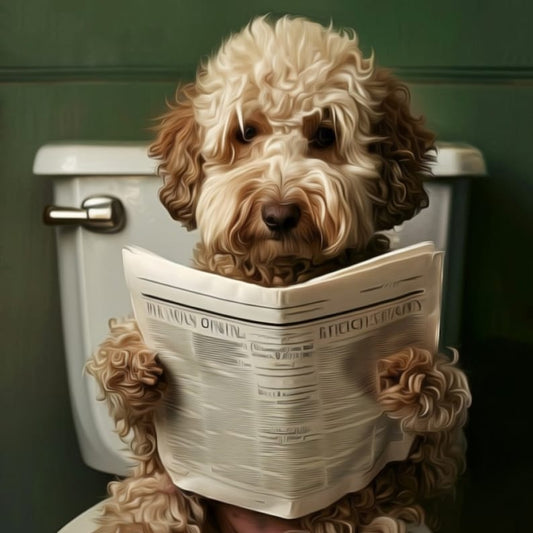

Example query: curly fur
[87,16,470,533]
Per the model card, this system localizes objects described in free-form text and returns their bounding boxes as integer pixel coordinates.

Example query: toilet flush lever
[43,195,126,233]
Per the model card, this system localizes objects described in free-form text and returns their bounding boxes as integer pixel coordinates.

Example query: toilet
[34,141,486,532]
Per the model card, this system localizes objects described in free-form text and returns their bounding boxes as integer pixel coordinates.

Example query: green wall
[1,1,531,531]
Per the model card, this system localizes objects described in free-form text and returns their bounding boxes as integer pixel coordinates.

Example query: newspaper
[123,242,443,519]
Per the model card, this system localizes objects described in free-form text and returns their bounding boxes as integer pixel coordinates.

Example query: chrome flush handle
[43,195,126,233]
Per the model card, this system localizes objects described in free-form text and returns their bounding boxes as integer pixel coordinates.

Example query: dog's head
[150,16,435,285]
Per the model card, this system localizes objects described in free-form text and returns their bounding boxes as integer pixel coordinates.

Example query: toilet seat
[58,502,102,533]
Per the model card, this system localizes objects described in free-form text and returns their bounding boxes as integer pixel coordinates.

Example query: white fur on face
[196,134,376,262]
[191,17,384,278]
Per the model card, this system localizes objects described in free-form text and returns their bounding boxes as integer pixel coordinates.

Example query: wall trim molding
[2,65,533,84]
[394,66,533,84]
[0,66,195,83]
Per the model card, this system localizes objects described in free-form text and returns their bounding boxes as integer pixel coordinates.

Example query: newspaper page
[123,242,443,518]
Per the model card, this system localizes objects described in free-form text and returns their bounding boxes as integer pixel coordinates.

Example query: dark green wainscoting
[2,1,531,531]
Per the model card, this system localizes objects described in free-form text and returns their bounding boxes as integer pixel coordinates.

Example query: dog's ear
[369,69,435,231]
[149,83,204,230]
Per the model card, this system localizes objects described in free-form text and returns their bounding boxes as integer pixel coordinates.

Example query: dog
[87,16,471,533]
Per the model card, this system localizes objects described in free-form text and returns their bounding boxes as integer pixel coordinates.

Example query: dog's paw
[88,317,164,390]
[376,347,470,433]
[126,343,164,387]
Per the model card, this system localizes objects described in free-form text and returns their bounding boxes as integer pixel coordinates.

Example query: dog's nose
[261,202,301,233]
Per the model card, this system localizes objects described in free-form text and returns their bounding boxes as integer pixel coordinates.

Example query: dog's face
[150,16,434,286]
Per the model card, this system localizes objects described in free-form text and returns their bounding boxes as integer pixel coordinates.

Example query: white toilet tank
[34,141,486,476]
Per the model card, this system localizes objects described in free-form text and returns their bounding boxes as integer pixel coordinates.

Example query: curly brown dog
[87,16,471,533]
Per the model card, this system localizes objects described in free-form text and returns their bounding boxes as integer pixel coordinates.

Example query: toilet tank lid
[33,141,487,177]
[33,142,157,176]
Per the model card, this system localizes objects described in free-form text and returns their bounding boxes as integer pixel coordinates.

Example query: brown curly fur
[86,16,470,533]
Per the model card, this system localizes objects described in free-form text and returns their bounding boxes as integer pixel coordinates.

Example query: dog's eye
[311,126,336,149]
[236,125,257,143]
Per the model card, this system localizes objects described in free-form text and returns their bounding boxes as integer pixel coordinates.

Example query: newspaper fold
[123,242,443,518]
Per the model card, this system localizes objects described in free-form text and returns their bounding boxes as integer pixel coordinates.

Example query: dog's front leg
[376,346,471,506]
[86,319,209,531]
[86,317,165,452]
[86,318,183,532]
